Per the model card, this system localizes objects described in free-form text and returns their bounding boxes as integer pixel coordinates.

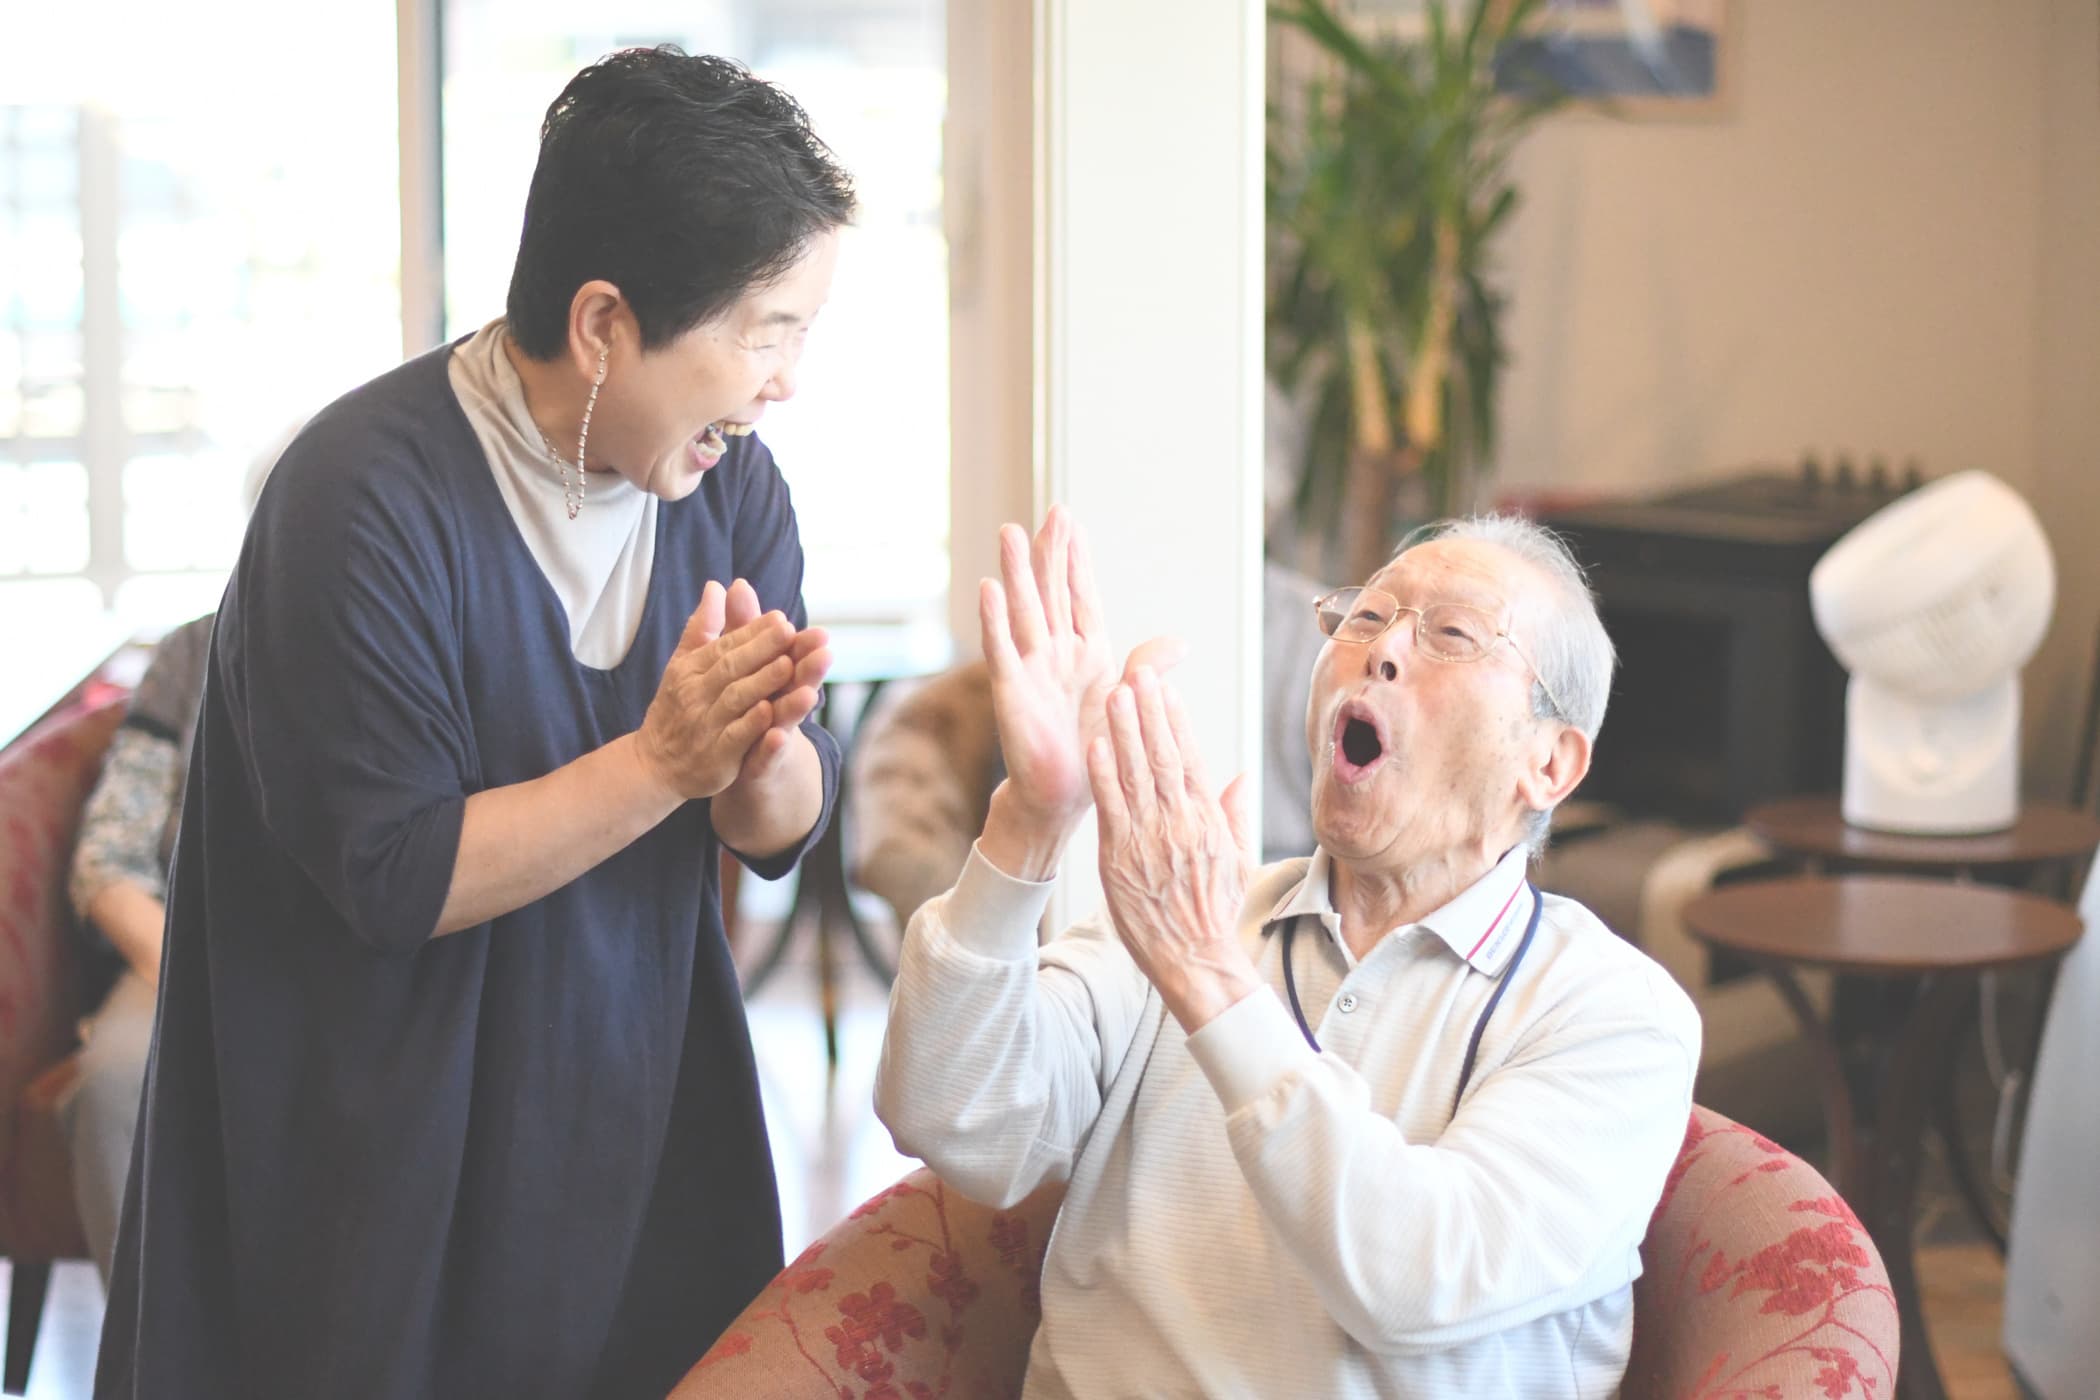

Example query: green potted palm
[1268,0,1565,583]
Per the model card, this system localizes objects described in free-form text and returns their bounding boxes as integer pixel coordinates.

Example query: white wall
[2027,0,2100,794]
[944,0,1039,657]
[955,0,2092,866]
[1495,0,2049,502]
[1489,0,2100,787]
[1038,0,1267,922]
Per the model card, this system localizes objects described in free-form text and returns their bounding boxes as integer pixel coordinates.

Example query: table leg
[1868,971,1971,1400]
[830,678,897,984]
[739,885,799,995]
[2011,955,2059,1152]
[1760,963,1862,1196]
[736,680,897,1011]
[1760,961,1970,1400]
[816,878,841,1069]
[745,793,858,1065]
[1930,995,2007,1255]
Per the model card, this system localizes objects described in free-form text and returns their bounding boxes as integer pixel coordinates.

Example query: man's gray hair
[1393,514,1616,857]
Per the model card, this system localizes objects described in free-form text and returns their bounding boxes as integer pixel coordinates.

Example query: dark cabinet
[1538,470,1910,823]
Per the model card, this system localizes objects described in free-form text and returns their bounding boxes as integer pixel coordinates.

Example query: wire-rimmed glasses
[1313,585,1565,719]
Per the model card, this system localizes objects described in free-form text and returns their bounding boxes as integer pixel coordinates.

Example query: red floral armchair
[0,697,125,1393]
[1624,1107,1898,1399]
[670,1104,1896,1399]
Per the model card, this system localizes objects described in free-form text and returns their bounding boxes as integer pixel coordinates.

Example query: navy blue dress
[95,345,839,1399]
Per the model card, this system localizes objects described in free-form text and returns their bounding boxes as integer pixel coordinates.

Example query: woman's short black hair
[505,47,857,360]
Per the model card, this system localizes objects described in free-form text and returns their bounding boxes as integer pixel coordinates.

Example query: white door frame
[949,0,1266,924]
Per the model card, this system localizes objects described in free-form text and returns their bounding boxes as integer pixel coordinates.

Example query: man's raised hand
[1087,668,1261,1032]
[980,507,1184,835]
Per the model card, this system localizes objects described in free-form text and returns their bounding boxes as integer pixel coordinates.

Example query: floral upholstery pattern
[671,1172,1061,1400]
[674,1107,1896,1400]
[0,696,124,1262]
[1625,1106,1898,1400]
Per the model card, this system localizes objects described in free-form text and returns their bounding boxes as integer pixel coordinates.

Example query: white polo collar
[1263,843,1534,976]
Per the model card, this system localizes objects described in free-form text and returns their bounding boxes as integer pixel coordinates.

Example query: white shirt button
[1337,992,1359,1013]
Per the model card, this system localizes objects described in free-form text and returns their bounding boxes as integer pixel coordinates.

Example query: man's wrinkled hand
[981,507,1184,834]
[1087,667,1260,1031]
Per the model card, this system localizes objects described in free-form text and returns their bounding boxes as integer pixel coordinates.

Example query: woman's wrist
[617,730,687,811]
[711,728,822,857]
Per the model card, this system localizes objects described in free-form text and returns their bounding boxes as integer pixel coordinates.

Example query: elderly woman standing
[97,50,850,1400]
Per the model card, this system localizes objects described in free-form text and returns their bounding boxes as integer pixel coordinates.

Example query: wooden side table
[1740,796,2100,1250]
[735,625,954,1065]
[1744,796,2100,880]
[1683,876,2084,1400]
[739,679,902,1068]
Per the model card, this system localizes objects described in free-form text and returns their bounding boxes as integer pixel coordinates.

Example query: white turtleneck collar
[447,318,659,669]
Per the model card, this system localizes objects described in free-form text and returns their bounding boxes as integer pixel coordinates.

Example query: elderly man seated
[875,508,1701,1398]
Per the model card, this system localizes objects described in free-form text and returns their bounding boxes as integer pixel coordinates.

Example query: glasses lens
[1417,603,1494,660]
[1315,588,1395,642]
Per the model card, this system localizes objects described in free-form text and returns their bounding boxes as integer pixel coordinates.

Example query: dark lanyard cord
[1280,884,1545,1115]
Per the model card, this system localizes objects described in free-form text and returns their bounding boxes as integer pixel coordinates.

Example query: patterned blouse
[68,614,213,926]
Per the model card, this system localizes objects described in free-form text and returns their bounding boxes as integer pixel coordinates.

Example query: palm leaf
[1268,0,1572,549]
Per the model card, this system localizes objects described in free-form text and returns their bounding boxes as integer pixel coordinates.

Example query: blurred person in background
[64,430,292,1283]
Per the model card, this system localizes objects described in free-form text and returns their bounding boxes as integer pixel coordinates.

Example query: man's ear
[1518,721,1590,816]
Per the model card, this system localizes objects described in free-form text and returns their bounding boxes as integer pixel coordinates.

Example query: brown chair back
[0,697,124,1256]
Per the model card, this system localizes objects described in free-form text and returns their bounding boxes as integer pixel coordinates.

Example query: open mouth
[1332,699,1388,783]
[690,420,756,470]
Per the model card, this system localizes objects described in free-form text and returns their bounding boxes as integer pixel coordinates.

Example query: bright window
[0,2,947,710]
[0,5,403,640]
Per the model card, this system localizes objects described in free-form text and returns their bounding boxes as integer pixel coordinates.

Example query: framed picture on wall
[1334,0,1736,119]
[1493,0,1734,118]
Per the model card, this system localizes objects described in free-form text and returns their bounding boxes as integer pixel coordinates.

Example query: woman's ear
[565,280,628,377]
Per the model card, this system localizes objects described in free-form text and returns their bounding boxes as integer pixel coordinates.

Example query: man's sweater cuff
[929,842,1058,961]
[1185,987,1319,1114]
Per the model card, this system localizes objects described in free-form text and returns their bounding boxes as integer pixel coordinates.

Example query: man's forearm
[710,729,824,860]
[434,733,683,937]
[976,781,1263,1034]
[975,782,1079,883]
[873,843,1098,1208]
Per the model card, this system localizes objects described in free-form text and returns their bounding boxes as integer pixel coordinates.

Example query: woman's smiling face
[587,227,840,499]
